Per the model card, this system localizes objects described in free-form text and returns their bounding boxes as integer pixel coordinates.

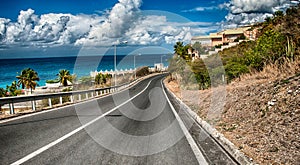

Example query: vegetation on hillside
[169,4,300,89]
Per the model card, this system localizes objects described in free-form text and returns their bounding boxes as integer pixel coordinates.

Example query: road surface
[0,74,236,165]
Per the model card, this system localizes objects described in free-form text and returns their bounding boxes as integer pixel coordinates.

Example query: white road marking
[10,78,155,165]
[161,80,208,165]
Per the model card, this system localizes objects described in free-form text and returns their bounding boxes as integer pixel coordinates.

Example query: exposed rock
[268,101,275,106]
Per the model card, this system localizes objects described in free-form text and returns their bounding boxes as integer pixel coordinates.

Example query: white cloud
[0,0,217,48]
[182,6,220,12]
[75,0,142,46]
[223,0,300,28]
[0,18,10,40]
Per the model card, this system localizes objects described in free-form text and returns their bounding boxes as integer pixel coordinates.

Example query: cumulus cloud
[182,6,220,12]
[222,0,300,27]
[0,18,10,40]
[0,0,216,48]
[76,0,215,46]
[75,0,142,46]
[123,15,210,45]
[0,9,104,47]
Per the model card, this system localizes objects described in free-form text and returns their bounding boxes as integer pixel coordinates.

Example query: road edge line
[163,81,255,165]
[160,80,208,165]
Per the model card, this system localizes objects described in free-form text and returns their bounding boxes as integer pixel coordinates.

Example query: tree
[273,11,284,24]
[24,69,40,93]
[192,42,206,54]
[264,17,272,24]
[0,87,6,111]
[16,68,30,89]
[95,73,109,85]
[58,69,72,86]
[0,88,7,97]
[174,42,185,58]
[16,68,40,94]
[174,42,184,55]
[6,81,19,96]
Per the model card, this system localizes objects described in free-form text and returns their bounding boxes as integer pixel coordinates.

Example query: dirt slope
[165,60,300,164]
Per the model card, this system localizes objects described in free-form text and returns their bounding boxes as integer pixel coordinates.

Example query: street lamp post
[113,40,127,86]
[114,43,117,86]
[161,55,166,72]
[134,53,141,80]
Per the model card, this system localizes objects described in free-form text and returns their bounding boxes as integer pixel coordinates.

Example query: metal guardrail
[0,82,131,115]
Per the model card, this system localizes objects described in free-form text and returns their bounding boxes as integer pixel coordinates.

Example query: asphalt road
[0,74,236,165]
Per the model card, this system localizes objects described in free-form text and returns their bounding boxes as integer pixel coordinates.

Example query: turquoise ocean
[0,54,170,88]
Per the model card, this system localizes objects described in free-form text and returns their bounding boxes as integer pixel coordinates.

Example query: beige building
[191,26,258,47]
[209,33,223,46]
[191,35,211,46]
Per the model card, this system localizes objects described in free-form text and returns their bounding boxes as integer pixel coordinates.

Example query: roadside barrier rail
[0,83,131,115]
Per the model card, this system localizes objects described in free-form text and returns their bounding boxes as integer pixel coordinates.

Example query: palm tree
[174,42,184,57]
[24,69,40,94]
[16,68,39,94]
[174,42,190,60]
[16,68,30,89]
[0,87,6,97]
[58,69,72,86]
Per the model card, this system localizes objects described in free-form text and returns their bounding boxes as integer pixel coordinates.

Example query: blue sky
[0,0,297,59]
[0,0,227,22]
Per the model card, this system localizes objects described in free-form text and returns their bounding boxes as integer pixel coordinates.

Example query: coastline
[0,55,170,88]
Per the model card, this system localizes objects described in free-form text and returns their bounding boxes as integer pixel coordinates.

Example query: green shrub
[46,79,60,83]
[136,66,149,77]
[95,73,111,85]
[215,44,222,48]
[225,62,249,81]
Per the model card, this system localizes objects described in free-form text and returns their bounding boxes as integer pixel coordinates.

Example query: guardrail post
[60,96,63,105]
[96,91,98,96]
[70,95,74,103]
[48,98,53,108]
[9,103,15,114]
[79,94,81,101]
[85,93,89,99]
[32,100,36,111]
[91,92,94,97]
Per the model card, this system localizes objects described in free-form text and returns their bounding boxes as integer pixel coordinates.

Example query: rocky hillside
[165,58,300,164]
